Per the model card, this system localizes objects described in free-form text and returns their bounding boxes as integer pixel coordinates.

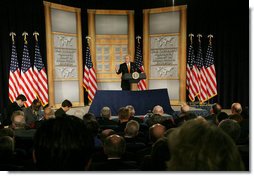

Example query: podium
[122,72,146,83]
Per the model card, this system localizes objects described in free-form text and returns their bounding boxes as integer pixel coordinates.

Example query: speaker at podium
[122,72,146,83]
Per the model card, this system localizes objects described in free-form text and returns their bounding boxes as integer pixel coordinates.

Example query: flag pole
[207,34,213,105]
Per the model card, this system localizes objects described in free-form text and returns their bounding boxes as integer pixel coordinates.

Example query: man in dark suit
[4,94,27,126]
[115,55,140,90]
[55,99,72,118]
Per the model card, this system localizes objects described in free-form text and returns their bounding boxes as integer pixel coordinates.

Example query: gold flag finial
[208,34,213,45]
[33,31,39,42]
[197,34,202,43]
[188,33,194,45]
[22,32,28,44]
[136,36,141,44]
[9,32,16,44]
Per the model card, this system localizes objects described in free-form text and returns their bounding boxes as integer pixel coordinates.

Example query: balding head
[153,105,164,115]
[104,134,126,158]
[100,129,116,143]
[149,123,166,143]
[231,103,242,114]
[181,104,190,113]
[100,107,111,119]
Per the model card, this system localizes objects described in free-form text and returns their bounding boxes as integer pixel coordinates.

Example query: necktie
[127,63,130,73]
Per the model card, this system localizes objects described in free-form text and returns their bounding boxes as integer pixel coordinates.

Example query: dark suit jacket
[116,62,140,90]
[55,108,66,118]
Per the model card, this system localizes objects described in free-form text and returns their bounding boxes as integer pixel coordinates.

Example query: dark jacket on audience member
[55,108,66,118]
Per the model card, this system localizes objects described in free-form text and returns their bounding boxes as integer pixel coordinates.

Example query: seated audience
[33,116,94,170]
[54,99,72,118]
[167,119,245,171]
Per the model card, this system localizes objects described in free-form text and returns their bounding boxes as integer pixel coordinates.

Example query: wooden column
[143,10,149,89]
[87,10,96,70]
[44,1,54,106]
[179,6,187,104]
[76,9,84,106]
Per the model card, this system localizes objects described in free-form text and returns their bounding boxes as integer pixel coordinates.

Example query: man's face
[125,56,130,63]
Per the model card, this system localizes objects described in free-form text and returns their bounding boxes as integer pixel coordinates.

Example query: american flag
[34,41,49,106]
[204,43,217,100]
[83,44,97,102]
[196,42,208,103]
[134,39,146,90]
[8,41,20,102]
[187,43,199,102]
[20,42,37,107]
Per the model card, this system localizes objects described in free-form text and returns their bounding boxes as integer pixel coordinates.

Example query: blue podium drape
[88,88,175,117]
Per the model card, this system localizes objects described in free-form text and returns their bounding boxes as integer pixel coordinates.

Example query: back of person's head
[0,128,14,138]
[86,119,100,137]
[0,136,14,158]
[211,103,222,114]
[180,104,190,113]
[151,137,170,171]
[61,99,72,108]
[124,120,139,138]
[216,112,229,125]
[44,107,55,120]
[229,114,243,123]
[118,107,130,122]
[100,129,116,143]
[11,110,26,129]
[16,94,27,101]
[83,112,96,123]
[33,116,94,171]
[167,119,244,171]
[153,105,164,115]
[104,134,126,158]
[100,107,111,119]
[231,103,242,114]
[126,105,135,117]
[146,114,163,127]
[149,123,166,143]
[218,119,241,143]
[31,99,41,111]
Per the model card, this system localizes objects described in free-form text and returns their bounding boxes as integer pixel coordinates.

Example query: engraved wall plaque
[150,35,179,79]
[54,34,78,79]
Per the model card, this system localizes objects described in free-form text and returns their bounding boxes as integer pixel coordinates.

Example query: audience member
[231,102,242,115]
[206,103,222,123]
[167,119,245,171]
[116,107,130,132]
[33,116,94,170]
[4,94,27,126]
[216,112,229,125]
[83,112,96,124]
[149,123,166,143]
[97,107,118,129]
[55,99,72,118]
[91,134,139,171]
[24,99,42,128]
[126,105,143,123]
[218,119,241,143]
